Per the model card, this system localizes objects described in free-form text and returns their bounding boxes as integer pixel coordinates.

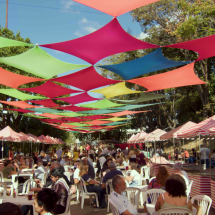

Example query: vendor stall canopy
[0,0,213,133]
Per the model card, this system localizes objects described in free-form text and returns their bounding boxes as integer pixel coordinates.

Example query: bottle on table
[13,188,16,198]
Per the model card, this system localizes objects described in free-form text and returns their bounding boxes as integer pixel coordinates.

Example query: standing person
[61,147,71,158]
[135,148,146,167]
[8,145,14,160]
[188,148,197,164]
[72,147,79,162]
[128,146,136,162]
[199,140,210,168]
[86,144,90,152]
[56,146,63,161]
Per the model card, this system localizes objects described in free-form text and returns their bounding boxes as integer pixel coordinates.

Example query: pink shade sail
[177,116,215,138]
[40,18,159,64]
[0,101,37,109]
[52,66,122,91]
[0,67,44,89]
[128,63,206,92]
[59,123,79,128]
[46,135,56,144]
[7,109,34,113]
[73,0,160,17]
[160,121,197,140]
[53,92,100,104]
[29,99,59,108]
[27,133,41,143]
[145,129,167,142]
[55,105,95,112]
[165,34,215,62]
[135,131,148,142]
[84,120,113,125]
[209,126,215,134]
[19,81,82,98]
[0,126,22,142]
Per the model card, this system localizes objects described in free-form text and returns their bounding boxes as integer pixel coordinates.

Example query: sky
[0,0,147,100]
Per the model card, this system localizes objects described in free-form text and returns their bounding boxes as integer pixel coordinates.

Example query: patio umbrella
[127,134,135,143]
[135,131,148,142]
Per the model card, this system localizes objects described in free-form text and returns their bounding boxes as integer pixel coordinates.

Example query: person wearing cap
[60,155,70,166]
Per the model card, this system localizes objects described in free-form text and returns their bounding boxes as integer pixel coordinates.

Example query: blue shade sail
[99,48,190,80]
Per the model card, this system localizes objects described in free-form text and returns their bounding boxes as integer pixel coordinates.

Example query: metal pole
[173,137,175,163]
[2,140,3,159]
[5,0,8,28]
[154,137,156,163]
[183,139,185,163]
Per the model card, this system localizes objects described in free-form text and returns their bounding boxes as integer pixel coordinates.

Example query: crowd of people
[1,143,205,215]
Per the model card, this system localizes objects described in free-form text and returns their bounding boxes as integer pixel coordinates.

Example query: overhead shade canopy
[56,105,95,112]
[104,110,149,117]
[40,119,69,124]
[111,93,168,104]
[73,0,160,17]
[100,48,190,80]
[56,112,86,117]
[0,89,46,101]
[7,108,34,113]
[127,134,135,143]
[111,103,160,110]
[77,109,120,115]
[0,46,89,79]
[65,122,93,127]
[100,121,127,126]
[160,121,196,140]
[177,116,215,138]
[165,34,215,62]
[34,113,68,119]
[53,92,99,104]
[128,63,206,92]
[90,82,142,98]
[145,129,167,142]
[40,18,159,64]
[99,117,129,121]
[0,36,33,48]
[84,120,113,125]
[80,115,110,120]
[52,66,122,91]
[0,100,37,109]
[60,117,89,122]
[0,67,44,89]
[19,81,82,98]
[29,99,59,107]
[23,113,46,119]
[26,107,62,113]
[80,99,124,109]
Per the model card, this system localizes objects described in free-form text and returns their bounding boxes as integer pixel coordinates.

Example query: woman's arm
[124,175,134,182]
[187,199,193,212]
[155,194,163,211]
[88,179,100,185]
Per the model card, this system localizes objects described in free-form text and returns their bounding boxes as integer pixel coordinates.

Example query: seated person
[148,166,169,190]
[101,161,123,191]
[60,155,70,166]
[33,188,59,215]
[50,148,58,160]
[135,149,146,167]
[2,160,17,183]
[32,152,38,165]
[19,156,29,169]
[110,175,139,215]
[125,162,142,186]
[116,154,124,166]
[39,151,50,167]
[73,160,84,185]
[0,202,22,215]
[101,157,113,178]
[79,163,106,209]
[32,159,46,180]
[81,157,95,179]
[155,174,192,212]
[122,156,130,168]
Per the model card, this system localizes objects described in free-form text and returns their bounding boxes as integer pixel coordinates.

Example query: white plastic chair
[58,193,72,215]
[105,179,113,212]
[93,162,96,168]
[149,176,156,183]
[79,178,99,209]
[157,207,192,215]
[21,179,32,195]
[0,172,3,182]
[144,189,165,215]
[133,185,148,207]
[141,166,150,179]
[41,172,47,185]
[0,182,7,203]
[64,165,70,172]
[94,168,98,179]
[191,195,212,215]
[125,187,140,209]
[76,183,81,203]
[109,198,120,215]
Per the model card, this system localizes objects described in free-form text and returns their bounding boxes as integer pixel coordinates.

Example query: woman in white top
[128,146,136,162]
[125,162,141,186]
[122,156,130,168]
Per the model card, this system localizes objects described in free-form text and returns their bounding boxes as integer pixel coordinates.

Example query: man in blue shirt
[60,155,70,166]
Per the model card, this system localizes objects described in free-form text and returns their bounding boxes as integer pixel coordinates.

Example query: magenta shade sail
[56,105,95,112]
[52,66,122,91]
[165,34,215,62]
[40,18,159,64]
[19,81,82,98]
[53,92,100,104]
[29,99,59,107]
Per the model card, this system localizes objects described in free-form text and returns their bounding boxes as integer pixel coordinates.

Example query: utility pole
[5,0,8,28]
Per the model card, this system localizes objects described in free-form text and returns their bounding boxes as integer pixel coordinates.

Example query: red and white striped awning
[160,121,196,140]
[135,131,148,142]
[144,129,167,142]
[177,116,215,138]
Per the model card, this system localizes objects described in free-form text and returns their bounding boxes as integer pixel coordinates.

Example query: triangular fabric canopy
[0,89,46,101]
[0,46,89,79]
[135,131,148,142]
[19,81,82,98]
[128,63,206,92]
[80,99,124,109]
[111,103,160,110]
[165,34,215,62]
[104,110,149,117]
[100,48,190,80]
[99,117,129,122]
[7,108,34,113]
[38,135,51,144]
[73,0,160,17]
[26,107,62,114]
[29,99,59,107]
[56,112,86,117]
[111,93,168,104]
[84,120,113,125]
[23,113,46,119]
[0,36,33,48]
[0,126,24,142]
[28,133,41,143]
[65,122,93,127]
[0,67,44,89]
[145,129,167,142]
[101,121,127,126]
[52,66,122,91]
[0,100,37,109]
[40,119,69,124]
[90,82,142,98]
[127,134,135,143]
[59,117,89,122]
[53,92,100,104]
[40,18,159,64]
[56,105,95,112]
[80,115,111,120]
[18,132,31,142]
[76,109,120,115]
[160,121,196,140]
[130,132,142,143]
[177,116,215,138]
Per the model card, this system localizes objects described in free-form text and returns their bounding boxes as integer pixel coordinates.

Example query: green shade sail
[0,37,34,48]
[57,112,86,117]
[110,103,161,110]
[77,109,120,115]
[0,89,46,101]
[101,121,127,126]
[110,93,168,104]
[65,122,93,127]
[0,46,90,79]
[23,113,46,118]
[79,99,125,109]
[99,117,130,121]
[26,108,62,114]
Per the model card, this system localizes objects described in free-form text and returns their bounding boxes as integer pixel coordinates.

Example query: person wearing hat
[60,155,70,166]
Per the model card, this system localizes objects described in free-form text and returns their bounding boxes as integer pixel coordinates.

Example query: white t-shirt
[123,160,129,167]
[73,168,80,180]
[130,169,141,182]
[99,156,106,166]
[200,148,210,159]
[110,191,138,215]
[34,165,46,180]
